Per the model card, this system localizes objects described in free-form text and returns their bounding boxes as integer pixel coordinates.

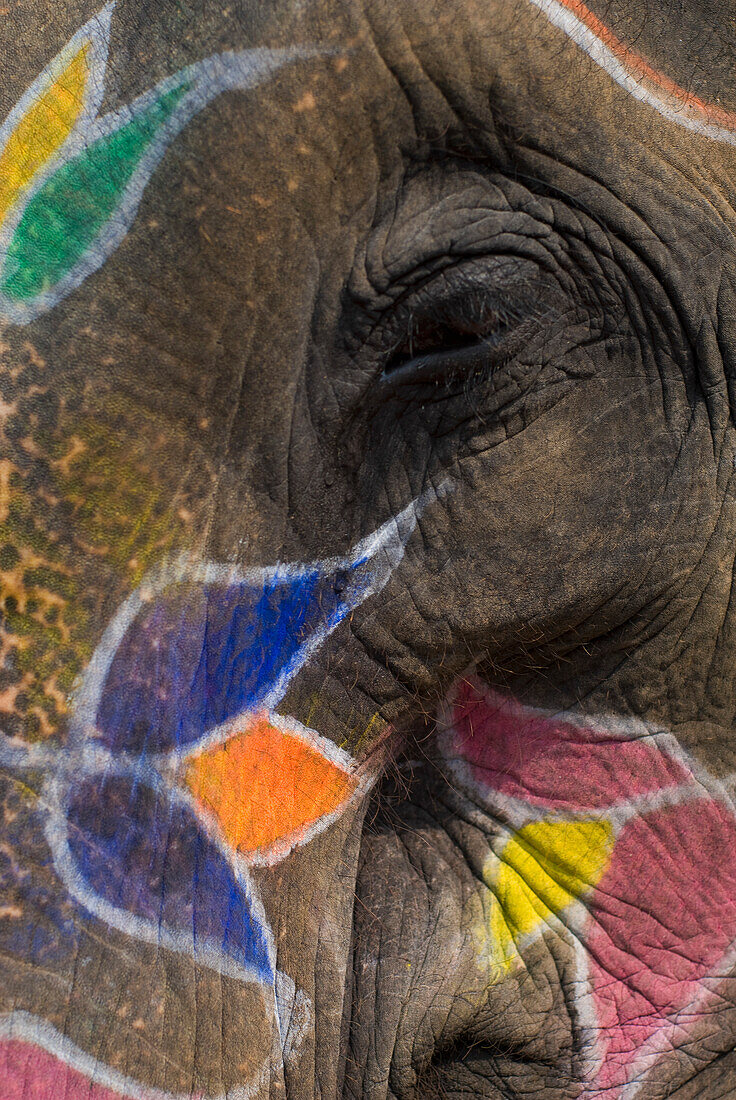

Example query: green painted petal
[1,81,189,302]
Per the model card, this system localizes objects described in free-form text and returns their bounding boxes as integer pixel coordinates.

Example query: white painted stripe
[0,1009,269,1099]
[526,0,736,145]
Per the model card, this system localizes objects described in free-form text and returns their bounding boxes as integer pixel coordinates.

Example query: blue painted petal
[65,773,273,983]
[85,490,436,755]
[95,561,372,754]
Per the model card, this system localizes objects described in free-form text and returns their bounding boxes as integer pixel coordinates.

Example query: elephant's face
[2,0,736,1097]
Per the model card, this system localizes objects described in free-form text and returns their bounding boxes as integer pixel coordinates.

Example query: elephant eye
[375,261,539,389]
[384,293,516,379]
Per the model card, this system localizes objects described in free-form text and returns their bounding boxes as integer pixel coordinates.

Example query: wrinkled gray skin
[3,0,736,1097]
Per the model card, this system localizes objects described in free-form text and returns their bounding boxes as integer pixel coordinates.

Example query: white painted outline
[39,751,303,1087]
[619,944,736,1100]
[437,674,735,828]
[71,480,448,751]
[0,2,325,324]
[0,3,113,208]
[526,0,736,146]
[274,970,311,1067]
[438,674,736,1099]
[0,732,59,771]
[0,485,450,1093]
[49,487,445,972]
[0,1010,272,1099]
[42,760,278,986]
[0,484,449,1092]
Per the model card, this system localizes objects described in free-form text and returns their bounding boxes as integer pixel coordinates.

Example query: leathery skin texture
[3,0,736,1097]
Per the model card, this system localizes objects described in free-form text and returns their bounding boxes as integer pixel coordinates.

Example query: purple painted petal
[64,773,274,983]
[94,566,357,753]
[83,490,439,754]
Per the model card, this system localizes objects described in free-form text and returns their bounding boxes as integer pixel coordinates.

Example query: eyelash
[383,289,526,378]
[362,261,543,391]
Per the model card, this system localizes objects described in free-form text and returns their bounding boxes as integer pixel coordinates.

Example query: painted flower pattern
[0,493,435,1096]
[439,679,736,1099]
[0,3,317,325]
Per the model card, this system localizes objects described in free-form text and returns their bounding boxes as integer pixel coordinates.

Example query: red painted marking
[448,679,690,810]
[587,799,736,1093]
[445,679,736,1096]
[0,1039,130,1100]
[549,0,736,133]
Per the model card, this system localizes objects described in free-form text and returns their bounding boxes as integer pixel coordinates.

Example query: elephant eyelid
[372,260,547,387]
[383,292,525,378]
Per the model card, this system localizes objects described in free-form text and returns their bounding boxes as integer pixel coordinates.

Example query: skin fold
[2,0,736,1097]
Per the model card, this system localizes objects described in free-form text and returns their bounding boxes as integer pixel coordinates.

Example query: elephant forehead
[313,0,736,155]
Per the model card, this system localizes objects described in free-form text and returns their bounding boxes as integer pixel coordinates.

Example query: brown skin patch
[2,0,736,1097]
[0,334,206,741]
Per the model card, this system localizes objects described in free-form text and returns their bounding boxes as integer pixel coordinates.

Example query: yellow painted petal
[0,44,89,228]
[488,818,614,971]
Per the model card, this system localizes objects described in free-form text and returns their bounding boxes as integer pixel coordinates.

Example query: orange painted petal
[0,44,89,227]
[185,715,359,859]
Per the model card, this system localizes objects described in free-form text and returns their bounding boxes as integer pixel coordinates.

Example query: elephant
[2,0,736,1096]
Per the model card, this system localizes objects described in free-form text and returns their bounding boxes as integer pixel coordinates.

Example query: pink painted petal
[444,679,690,810]
[586,799,736,1094]
[1,1038,134,1100]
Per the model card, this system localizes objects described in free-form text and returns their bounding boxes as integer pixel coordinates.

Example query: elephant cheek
[344,813,496,1100]
[255,791,371,1098]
